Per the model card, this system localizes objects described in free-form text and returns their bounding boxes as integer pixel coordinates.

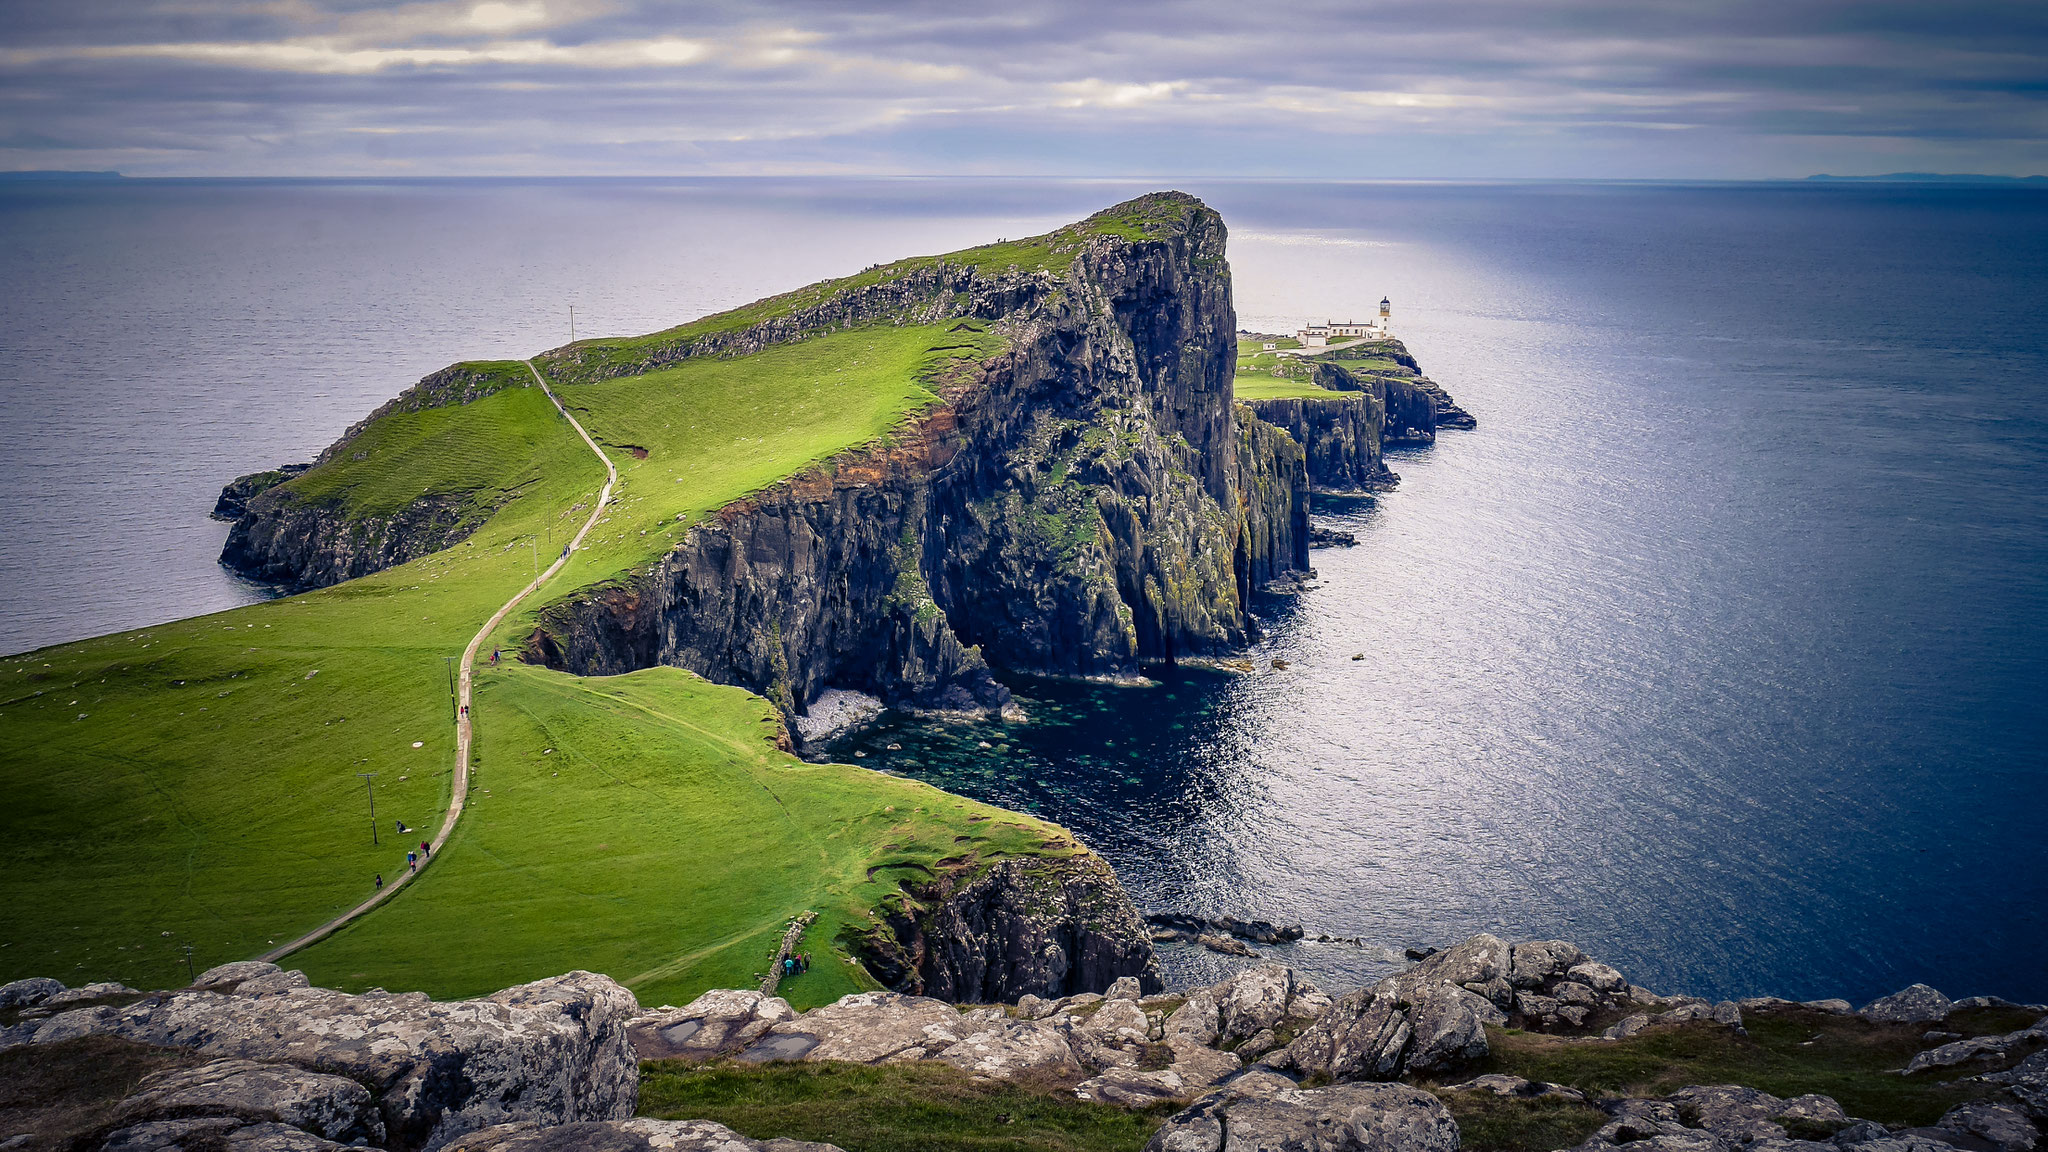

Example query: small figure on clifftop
[490,649,499,666]
[395,819,408,834]
[374,874,383,890]
[407,850,417,872]
[420,840,431,857]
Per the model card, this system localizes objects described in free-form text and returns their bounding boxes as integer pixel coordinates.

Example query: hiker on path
[420,840,431,857]
[407,850,418,873]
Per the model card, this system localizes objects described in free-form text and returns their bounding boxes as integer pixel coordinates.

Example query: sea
[2,177,2042,1004]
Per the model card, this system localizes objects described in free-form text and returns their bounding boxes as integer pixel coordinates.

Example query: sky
[2,0,2045,179]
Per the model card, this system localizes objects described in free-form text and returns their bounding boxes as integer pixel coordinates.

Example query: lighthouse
[1379,296,1391,332]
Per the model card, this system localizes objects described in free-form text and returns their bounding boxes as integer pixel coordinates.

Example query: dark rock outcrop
[1242,388,1392,492]
[525,193,1309,729]
[211,464,308,521]
[221,491,484,592]
[855,853,1162,1002]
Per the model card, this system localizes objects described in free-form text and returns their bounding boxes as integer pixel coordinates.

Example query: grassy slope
[0,386,595,991]
[1231,376,1345,401]
[294,664,1064,1008]
[0,325,1033,1005]
[552,198,1183,382]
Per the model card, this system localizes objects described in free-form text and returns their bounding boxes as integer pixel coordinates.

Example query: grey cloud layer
[2,0,2043,175]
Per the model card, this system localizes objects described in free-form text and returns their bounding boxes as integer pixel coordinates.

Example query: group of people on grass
[372,837,432,890]
[781,952,812,979]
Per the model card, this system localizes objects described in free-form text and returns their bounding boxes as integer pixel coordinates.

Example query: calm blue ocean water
[3,178,2042,1003]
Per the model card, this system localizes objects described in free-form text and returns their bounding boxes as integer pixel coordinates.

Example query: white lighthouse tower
[1378,296,1391,336]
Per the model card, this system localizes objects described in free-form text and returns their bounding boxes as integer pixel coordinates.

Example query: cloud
[0,0,2043,175]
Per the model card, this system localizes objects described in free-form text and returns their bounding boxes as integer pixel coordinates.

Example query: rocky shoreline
[7,934,2041,1152]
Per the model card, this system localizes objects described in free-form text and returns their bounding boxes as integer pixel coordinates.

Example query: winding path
[260,360,616,964]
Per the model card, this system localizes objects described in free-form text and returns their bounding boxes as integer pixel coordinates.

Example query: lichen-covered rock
[40,970,639,1150]
[116,1058,386,1145]
[1937,1102,2038,1152]
[1400,983,1495,1074]
[44,980,139,1007]
[1903,1017,2048,1074]
[933,1017,1083,1079]
[1440,1075,1585,1101]
[1166,964,1327,1051]
[100,1117,354,1152]
[1071,997,1152,1068]
[1405,934,1511,989]
[441,1118,843,1152]
[1075,1067,1194,1107]
[1859,984,1952,1023]
[1570,963,1629,993]
[0,976,66,1010]
[1143,1077,1460,1152]
[741,992,964,1064]
[1985,1049,2048,1122]
[629,990,796,1061]
[1509,941,1588,989]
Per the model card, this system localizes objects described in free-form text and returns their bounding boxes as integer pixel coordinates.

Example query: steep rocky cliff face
[217,361,533,591]
[854,853,1162,1001]
[1243,390,1392,493]
[1321,339,1474,434]
[221,492,481,591]
[526,192,1309,723]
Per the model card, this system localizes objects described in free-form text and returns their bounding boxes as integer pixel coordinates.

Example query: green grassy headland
[543,196,1194,384]
[0,322,1055,1008]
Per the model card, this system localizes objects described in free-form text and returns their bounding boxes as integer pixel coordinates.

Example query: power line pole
[443,655,457,721]
[569,304,575,343]
[357,772,379,845]
[181,943,196,983]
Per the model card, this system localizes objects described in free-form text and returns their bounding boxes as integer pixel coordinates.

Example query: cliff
[524,192,1310,724]
[856,853,1163,1002]
[217,361,535,590]
[1243,365,1393,493]
[1242,341,1476,493]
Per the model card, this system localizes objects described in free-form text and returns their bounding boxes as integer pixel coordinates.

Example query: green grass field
[1231,375,1345,401]
[0,323,1035,1004]
[293,664,1066,1008]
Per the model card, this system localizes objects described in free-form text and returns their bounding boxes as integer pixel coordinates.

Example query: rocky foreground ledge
[4,937,2044,1152]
